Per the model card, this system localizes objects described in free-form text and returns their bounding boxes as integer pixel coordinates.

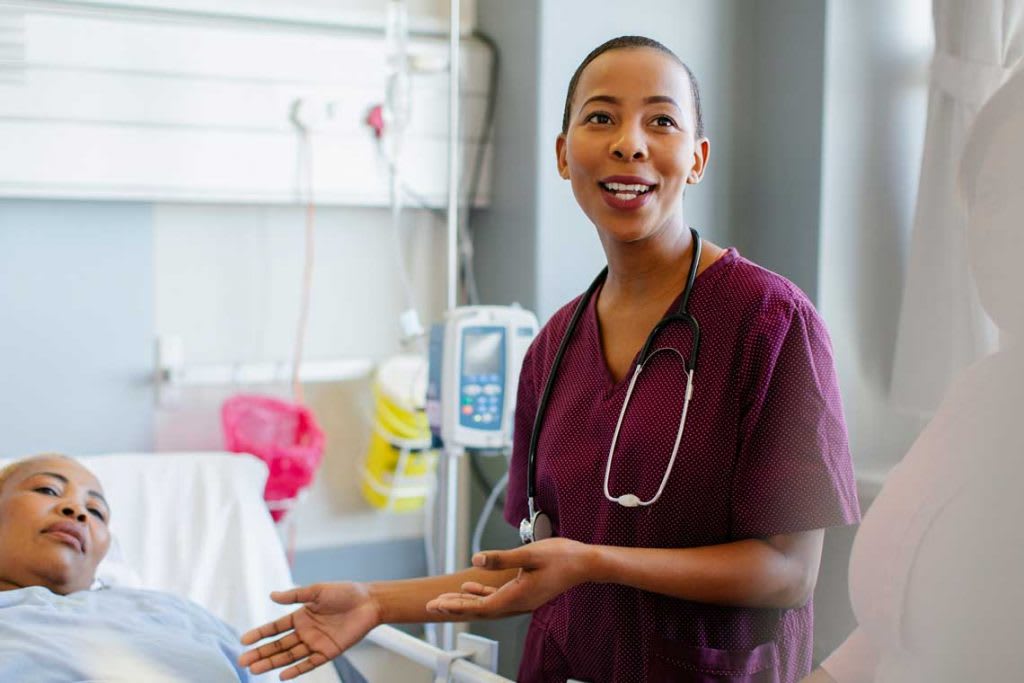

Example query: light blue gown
[0,585,249,682]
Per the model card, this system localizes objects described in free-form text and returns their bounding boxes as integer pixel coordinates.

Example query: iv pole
[365,4,516,680]
[439,0,464,653]
[446,0,460,308]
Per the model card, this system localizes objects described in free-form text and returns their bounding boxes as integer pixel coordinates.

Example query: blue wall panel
[0,199,154,457]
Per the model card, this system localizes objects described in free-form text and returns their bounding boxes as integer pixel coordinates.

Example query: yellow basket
[361,356,438,512]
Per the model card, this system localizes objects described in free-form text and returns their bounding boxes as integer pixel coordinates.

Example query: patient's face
[0,456,111,594]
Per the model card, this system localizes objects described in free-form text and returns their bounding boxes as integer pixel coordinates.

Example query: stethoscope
[520,227,703,544]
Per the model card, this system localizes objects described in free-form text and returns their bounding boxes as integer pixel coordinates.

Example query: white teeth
[615,193,638,201]
[604,182,651,193]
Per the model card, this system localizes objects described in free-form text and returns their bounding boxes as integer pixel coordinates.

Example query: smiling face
[0,455,111,594]
[557,47,708,246]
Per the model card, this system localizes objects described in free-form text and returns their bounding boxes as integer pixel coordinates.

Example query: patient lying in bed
[0,453,251,682]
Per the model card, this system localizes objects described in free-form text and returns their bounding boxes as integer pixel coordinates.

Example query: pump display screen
[463,331,502,376]
[459,327,506,431]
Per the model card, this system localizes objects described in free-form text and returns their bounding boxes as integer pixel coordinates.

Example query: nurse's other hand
[426,538,592,618]
[238,582,381,681]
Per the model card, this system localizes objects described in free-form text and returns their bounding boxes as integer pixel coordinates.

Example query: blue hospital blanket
[0,585,250,682]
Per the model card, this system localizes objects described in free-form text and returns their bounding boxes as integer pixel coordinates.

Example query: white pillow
[93,533,144,589]
[77,452,295,633]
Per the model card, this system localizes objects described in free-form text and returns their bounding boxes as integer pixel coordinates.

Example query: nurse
[239,35,859,683]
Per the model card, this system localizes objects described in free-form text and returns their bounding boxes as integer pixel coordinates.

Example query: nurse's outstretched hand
[238,582,380,681]
[426,538,591,619]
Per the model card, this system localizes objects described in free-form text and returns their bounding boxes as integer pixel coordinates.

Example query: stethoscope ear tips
[616,494,642,508]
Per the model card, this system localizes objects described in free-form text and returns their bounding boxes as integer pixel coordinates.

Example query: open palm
[239,582,380,681]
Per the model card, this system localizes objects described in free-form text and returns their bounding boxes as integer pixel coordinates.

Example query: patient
[803,68,1024,682]
[0,453,251,682]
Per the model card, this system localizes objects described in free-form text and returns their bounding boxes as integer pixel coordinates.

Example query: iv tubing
[291,126,316,404]
[472,469,508,556]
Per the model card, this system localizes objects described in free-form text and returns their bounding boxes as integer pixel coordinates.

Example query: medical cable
[381,0,425,347]
[289,104,317,406]
[468,448,509,556]
[458,29,500,306]
[469,448,505,508]
[471,469,508,556]
[421,477,440,647]
[270,104,317,559]
[388,30,500,307]
[378,28,500,587]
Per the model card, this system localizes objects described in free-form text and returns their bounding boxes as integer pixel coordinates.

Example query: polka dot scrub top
[504,248,860,683]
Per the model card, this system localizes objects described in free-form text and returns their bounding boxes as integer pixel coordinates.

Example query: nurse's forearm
[369,567,520,624]
[589,530,823,609]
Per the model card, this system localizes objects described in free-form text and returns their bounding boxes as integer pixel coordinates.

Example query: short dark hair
[560,35,704,138]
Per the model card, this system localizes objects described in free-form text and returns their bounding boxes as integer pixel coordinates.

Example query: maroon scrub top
[504,249,860,683]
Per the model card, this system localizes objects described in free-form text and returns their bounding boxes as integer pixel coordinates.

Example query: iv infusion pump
[427,306,538,450]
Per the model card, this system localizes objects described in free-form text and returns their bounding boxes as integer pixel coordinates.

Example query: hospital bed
[0,451,511,683]
[0,452,339,683]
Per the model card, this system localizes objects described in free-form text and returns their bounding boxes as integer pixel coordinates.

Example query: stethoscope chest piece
[519,509,552,544]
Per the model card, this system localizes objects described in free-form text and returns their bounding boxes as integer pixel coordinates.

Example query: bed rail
[365,625,513,683]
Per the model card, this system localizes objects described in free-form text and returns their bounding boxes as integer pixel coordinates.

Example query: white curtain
[891,0,1024,415]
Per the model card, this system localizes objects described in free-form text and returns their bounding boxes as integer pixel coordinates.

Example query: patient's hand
[239,582,380,680]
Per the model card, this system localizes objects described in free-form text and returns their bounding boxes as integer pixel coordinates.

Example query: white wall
[819,0,933,476]
[64,0,476,34]
[153,204,444,368]
[0,6,489,205]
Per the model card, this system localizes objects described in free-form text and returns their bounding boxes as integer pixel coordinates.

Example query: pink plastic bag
[221,394,325,521]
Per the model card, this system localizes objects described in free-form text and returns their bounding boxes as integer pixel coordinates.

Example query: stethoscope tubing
[524,227,703,518]
[603,347,694,507]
